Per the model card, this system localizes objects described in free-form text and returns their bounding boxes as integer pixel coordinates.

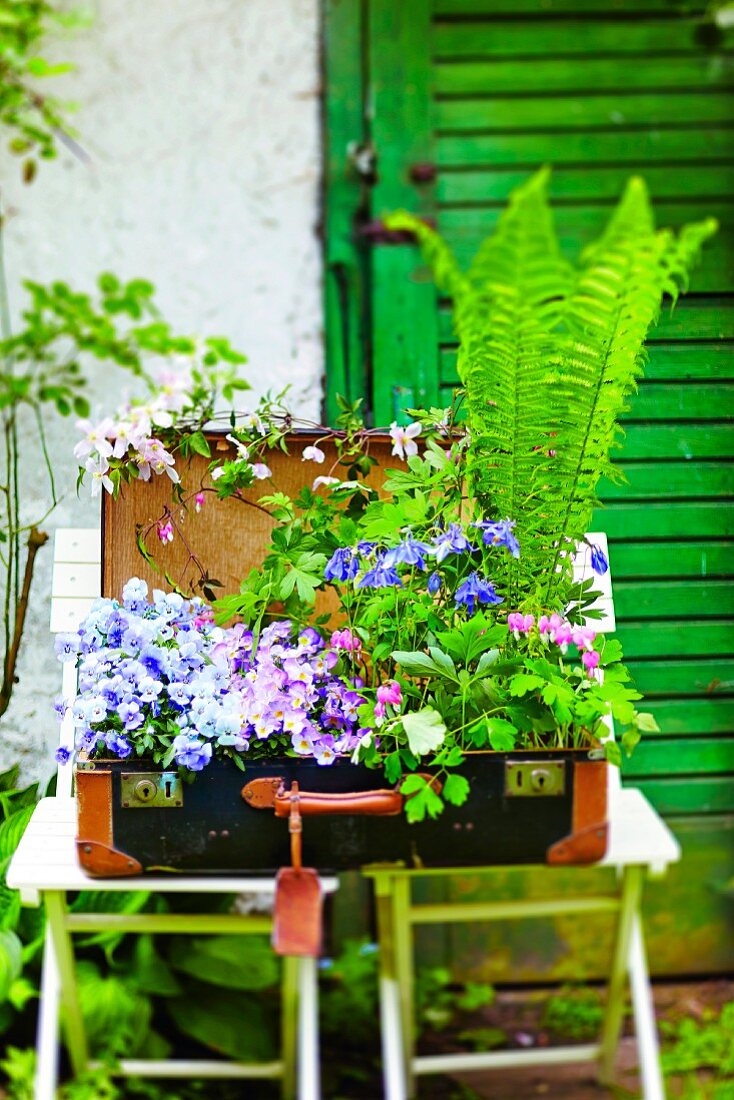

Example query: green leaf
[604,741,622,768]
[0,807,34,861]
[401,708,447,757]
[0,930,22,1003]
[129,935,181,997]
[401,776,444,823]
[384,752,403,785]
[167,934,279,991]
[76,959,152,1055]
[188,430,211,457]
[443,773,470,807]
[635,712,660,734]
[167,982,277,1062]
[392,651,442,678]
[508,673,544,698]
[486,719,518,752]
[427,647,458,680]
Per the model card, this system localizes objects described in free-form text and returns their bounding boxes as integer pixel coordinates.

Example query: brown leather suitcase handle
[241,775,440,817]
[274,787,403,817]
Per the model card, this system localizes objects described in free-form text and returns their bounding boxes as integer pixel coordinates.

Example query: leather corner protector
[76,838,142,877]
[547,821,609,866]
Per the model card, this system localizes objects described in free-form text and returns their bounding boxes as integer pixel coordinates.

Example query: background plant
[385,169,717,610]
[0,0,84,179]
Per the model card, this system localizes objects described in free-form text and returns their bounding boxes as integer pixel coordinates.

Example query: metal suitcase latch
[504,761,565,797]
[120,772,183,808]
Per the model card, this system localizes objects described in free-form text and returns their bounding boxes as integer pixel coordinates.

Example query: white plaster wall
[0,0,323,779]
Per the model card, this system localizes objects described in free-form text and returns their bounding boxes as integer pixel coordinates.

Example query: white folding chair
[8,528,334,1100]
[366,534,681,1100]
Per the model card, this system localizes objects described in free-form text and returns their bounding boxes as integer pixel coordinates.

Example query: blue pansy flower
[104,731,132,759]
[324,547,359,583]
[473,518,520,559]
[432,523,477,563]
[454,572,503,615]
[172,733,213,772]
[54,633,80,663]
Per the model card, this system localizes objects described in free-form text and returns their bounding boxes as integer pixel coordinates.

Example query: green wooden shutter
[324,0,734,974]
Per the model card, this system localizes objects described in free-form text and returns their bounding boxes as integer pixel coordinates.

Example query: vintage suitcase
[75,750,608,877]
[76,430,609,877]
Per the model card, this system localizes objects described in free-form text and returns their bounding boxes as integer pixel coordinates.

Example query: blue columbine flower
[473,519,520,559]
[357,556,403,589]
[427,571,442,595]
[382,535,434,570]
[589,543,609,576]
[324,547,359,583]
[454,572,503,615]
[432,523,477,563]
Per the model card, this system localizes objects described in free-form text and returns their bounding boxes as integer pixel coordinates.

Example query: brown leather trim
[547,822,609,865]
[76,839,142,877]
[572,761,608,835]
[76,766,113,846]
[547,761,609,865]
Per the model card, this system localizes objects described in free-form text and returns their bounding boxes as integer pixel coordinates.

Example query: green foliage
[386,170,716,609]
[0,1044,35,1100]
[167,933,279,991]
[541,984,605,1041]
[0,0,83,177]
[0,267,248,717]
[662,1001,734,1100]
[415,965,494,1032]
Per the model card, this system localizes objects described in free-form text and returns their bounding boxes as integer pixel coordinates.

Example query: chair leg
[391,875,415,1098]
[598,865,644,1085]
[296,956,320,1100]
[34,924,61,1100]
[374,874,408,1100]
[628,913,666,1100]
[43,891,89,1077]
[281,954,299,1100]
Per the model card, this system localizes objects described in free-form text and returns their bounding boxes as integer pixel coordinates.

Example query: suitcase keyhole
[165,779,172,799]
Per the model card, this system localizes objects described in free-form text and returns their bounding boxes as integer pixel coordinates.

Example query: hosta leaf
[167,934,279,991]
[0,930,22,1003]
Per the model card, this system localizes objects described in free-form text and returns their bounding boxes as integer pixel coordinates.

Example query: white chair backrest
[51,529,101,799]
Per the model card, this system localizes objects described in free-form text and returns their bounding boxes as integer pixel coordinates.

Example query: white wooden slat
[49,597,97,634]
[53,528,101,565]
[7,792,674,894]
[7,799,338,895]
[52,562,100,602]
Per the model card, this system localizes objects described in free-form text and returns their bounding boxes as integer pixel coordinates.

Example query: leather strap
[275,787,403,818]
[242,775,440,817]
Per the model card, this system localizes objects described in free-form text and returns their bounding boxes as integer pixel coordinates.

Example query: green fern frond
[543,184,714,602]
[386,170,716,611]
[382,211,467,302]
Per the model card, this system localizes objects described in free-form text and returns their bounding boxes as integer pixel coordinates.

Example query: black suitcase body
[75,750,608,876]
